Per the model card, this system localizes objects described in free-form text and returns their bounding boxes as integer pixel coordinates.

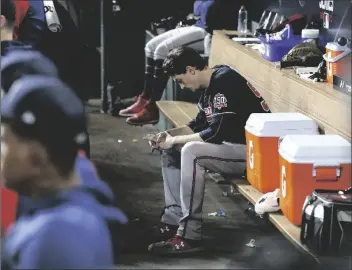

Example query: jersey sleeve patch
[213,93,228,110]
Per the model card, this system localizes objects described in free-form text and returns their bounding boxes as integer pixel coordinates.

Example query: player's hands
[144,131,175,150]
[143,133,160,152]
[155,132,168,143]
[158,132,175,150]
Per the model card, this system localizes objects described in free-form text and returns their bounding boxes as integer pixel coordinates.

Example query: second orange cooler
[278,134,352,226]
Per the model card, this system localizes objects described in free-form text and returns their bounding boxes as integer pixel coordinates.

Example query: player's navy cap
[1,51,59,93]
[1,75,87,148]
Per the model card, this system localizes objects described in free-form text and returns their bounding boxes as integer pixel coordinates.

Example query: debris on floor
[143,133,157,141]
[132,139,138,142]
[246,239,256,248]
[217,209,226,216]
[118,140,123,143]
[230,185,240,195]
[244,206,255,215]
[222,192,228,197]
[208,209,226,217]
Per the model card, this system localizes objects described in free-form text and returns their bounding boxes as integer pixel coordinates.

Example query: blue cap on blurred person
[1,51,59,93]
[1,75,87,149]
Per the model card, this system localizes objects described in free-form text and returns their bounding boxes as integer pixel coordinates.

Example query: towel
[43,0,62,32]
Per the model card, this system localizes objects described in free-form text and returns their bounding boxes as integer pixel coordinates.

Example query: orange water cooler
[323,41,351,84]
[1,186,18,232]
[278,134,351,226]
[245,113,319,193]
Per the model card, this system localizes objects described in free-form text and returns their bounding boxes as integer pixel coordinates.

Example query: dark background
[103,0,193,98]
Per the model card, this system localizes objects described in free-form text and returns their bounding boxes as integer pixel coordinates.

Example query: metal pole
[100,0,108,113]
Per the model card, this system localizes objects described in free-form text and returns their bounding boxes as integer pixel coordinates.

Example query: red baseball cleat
[119,95,148,117]
[126,102,159,126]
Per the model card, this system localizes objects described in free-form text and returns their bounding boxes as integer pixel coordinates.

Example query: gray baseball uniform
[145,26,207,60]
[159,66,270,240]
[145,0,215,60]
[161,142,246,240]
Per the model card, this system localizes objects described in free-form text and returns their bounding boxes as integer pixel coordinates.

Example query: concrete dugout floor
[86,101,349,270]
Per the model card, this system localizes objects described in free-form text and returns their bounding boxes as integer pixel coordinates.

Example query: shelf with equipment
[209,30,351,142]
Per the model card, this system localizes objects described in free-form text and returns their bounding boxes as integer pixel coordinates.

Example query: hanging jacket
[14,0,46,49]
[13,0,29,41]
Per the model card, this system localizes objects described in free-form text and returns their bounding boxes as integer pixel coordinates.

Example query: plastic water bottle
[238,6,248,36]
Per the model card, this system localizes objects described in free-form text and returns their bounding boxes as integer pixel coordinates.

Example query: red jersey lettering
[247,82,262,98]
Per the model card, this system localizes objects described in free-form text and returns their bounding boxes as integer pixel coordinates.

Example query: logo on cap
[21,111,36,125]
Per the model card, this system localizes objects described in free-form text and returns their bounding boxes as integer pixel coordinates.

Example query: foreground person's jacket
[1,155,127,269]
[1,40,32,57]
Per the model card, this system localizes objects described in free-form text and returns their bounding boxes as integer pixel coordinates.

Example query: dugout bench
[156,30,351,259]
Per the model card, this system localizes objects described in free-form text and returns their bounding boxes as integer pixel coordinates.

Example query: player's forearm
[172,133,203,145]
[166,125,194,136]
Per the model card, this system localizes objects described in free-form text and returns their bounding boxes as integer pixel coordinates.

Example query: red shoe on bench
[126,102,159,126]
[119,95,148,117]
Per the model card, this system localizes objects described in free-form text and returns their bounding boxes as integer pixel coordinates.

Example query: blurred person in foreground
[1,50,91,157]
[1,51,97,219]
[1,76,127,269]
[1,0,91,157]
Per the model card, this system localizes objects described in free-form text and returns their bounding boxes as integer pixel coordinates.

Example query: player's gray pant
[161,141,246,240]
[145,26,207,60]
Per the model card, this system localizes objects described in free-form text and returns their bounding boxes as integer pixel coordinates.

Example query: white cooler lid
[279,135,352,164]
[245,113,319,137]
[326,42,351,53]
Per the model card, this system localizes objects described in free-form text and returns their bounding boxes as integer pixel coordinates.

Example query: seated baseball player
[147,47,270,255]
